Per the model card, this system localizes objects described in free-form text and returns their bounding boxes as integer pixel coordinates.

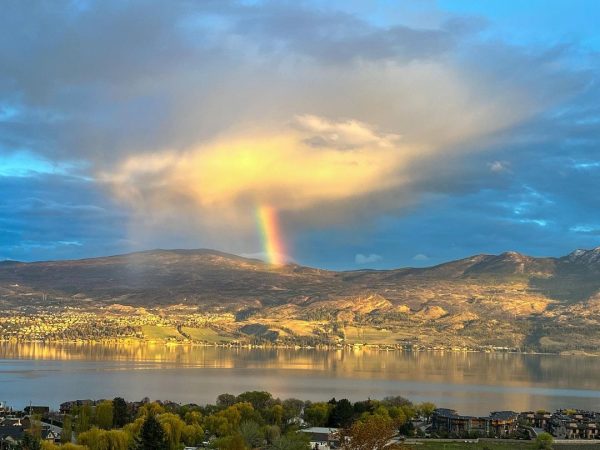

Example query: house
[298,427,339,449]
[431,408,518,437]
[0,425,25,446]
[488,411,519,436]
[24,406,50,416]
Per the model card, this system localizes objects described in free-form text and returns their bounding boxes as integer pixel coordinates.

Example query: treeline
[17,392,435,450]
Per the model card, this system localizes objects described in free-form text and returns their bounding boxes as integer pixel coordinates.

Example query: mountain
[1,248,600,353]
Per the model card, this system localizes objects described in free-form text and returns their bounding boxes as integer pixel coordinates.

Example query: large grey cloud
[0,0,597,263]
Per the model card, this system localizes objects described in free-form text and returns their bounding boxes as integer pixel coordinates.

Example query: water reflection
[1,342,600,414]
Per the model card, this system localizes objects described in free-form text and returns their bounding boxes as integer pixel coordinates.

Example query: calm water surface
[1,342,600,415]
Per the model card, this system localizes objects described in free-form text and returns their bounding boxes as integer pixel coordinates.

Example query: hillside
[1,248,600,352]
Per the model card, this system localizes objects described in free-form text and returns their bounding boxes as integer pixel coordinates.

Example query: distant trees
[13,390,429,450]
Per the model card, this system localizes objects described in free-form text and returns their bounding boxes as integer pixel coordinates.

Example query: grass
[181,326,237,343]
[409,441,534,450]
[140,325,182,341]
[410,441,600,450]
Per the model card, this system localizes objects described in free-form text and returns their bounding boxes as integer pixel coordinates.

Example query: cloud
[413,253,430,261]
[0,0,594,262]
[355,253,383,264]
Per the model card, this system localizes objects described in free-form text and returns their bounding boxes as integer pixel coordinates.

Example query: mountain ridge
[1,246,600,352]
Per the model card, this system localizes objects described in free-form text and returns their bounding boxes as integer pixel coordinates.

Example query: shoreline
[0,338,596,357]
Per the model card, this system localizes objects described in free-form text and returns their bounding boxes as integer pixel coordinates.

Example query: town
[2,393,600,449]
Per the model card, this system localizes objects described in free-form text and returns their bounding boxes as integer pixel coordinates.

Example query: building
[298,427,339,449]
[431,408,518,437]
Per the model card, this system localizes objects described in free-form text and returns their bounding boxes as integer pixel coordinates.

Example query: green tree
[212,433,248,450]
[217,394,238,408]
[77,428,130,450]
[303,402,331,427]
[237,391,273,410]
[113,397,129,428]
[136,414,168,450]
[330,399,354,427]
[418,402,436,422]
[96,400,114,430]
[75,404,92,434]
[158,413,185,450]
[268,433,310,450]
[536,432,554,450]
[61,415,73,443]
[20,433,42,450]
[239,420,264,448]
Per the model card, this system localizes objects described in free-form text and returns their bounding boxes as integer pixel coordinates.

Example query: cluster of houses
[0,402,61,447]
[430,407,600,440]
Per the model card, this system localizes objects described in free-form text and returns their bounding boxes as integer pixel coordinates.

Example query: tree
[536,432,554,450]
[75,404,92,434]
[158,413,185,450]
[77,427,130,450]
[303,403,331,427]
[20,433,42,450]
[217,394,238,408]
[136,414,168,450]
[268,433,310,450]
[212,433,248,450]
[113,397,129,428]
[239,420,264,448]
[96,400,114,430]
[329,399,354,428]
[61,415,73,443]
[237,391,273,411]
[417,402,436,422]
[340,415,407,450]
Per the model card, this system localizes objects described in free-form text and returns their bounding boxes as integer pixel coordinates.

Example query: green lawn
[181,326,237,343]
[409,441,534,450]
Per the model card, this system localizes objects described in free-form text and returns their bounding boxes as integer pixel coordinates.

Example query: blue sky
[1,0,599,269]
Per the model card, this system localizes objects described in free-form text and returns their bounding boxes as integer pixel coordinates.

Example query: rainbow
[257,204,286,266]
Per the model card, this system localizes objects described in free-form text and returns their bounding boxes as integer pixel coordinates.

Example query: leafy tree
[212,433,248,450]
[237,391,273,410]
[536,432,554,450]
[182,423,204,447]
[264,425,281,445]
[418,402,436,422]
[113,397,129,428]
[282,399,304,423]
[75,404,92,434]
[20,433,42,450]
[61,414,73,443]
[303,402,331,427]
[382,396,412,408]
[340,415,407,450]
[136,414,168,450]
[217,394,238,408]
[77,427,130,450]
[96,400,114,430]
[268,432,310,450]
[329,399,354,427]
[184,410,202,426]
[138,402,165,418]
[239,420,264,448]
[158,413,185,450]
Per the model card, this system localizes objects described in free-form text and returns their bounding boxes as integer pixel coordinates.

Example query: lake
[1,342,600,415]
